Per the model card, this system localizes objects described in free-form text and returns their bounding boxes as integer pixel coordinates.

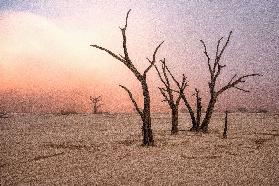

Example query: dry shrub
[60,109,78,115]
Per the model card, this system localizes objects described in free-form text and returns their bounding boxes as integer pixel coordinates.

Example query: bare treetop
[90,96,103,114]
[200,31,261,96]
[198,31,261,132]
[91,9,164,81]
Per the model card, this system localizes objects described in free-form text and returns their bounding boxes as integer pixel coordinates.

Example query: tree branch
[90,45,125,63]
[159,87,170,103]
[165,65,188,93]
[153,60,168,88]
[218,31,232,59]
[216,37,223,59]
[234,86,250,92]
[228,74,237,84]
[91,10,143,81]
[119,9,132,63]
[161,59,171,88]
[90,96,102,103]
[143,41,164,76]
[200,40,213,78]
[119,85,143,119]
[217,73,261,95]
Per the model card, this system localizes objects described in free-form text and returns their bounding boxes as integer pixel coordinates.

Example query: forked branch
[144,41,164,76]
[200,40,212,78]
[217,73,261,95]
[91,9,142,80]
[120,9,131,63]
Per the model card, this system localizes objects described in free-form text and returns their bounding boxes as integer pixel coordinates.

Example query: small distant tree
[90,96,102,114]
[91,10,163,146]
[154,59,187,134]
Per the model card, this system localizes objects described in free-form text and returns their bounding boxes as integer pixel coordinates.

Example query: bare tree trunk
[141,80,154,146]
[171,106,179,134]
[200,96,217,132]
[223,110,228,139]
[93,105,97,114]
[181,94,197,131]
[196,90,202,130]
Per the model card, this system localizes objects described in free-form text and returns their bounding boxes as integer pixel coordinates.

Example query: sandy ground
[1,112,279,185]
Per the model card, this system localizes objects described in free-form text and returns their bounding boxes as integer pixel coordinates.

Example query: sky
[0,0,278,113]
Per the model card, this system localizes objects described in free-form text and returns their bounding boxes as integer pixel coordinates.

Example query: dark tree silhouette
[90,96,102,114]
[198,31,261,132]
[154,59,187,134]
[194,89,202,130]
[168,78,200,131]
[90,9,163,146]
[162,65,201,131]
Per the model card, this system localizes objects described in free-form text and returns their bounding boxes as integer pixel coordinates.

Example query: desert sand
[1,112,278,185]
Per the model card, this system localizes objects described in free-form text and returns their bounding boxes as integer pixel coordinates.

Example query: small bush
[0,111,8,118]
[60,109,78,115]
[257,109,268,113]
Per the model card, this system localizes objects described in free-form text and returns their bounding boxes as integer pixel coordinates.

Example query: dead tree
[154,59,187,134]
[199,31,261,132]
[90,9,163,146]
[223,110,228,139]
[166,69,199,131]
[90,96,102,114]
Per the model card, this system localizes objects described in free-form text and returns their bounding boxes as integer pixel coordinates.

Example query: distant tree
[91,9,163,146]
[90,96,103,114]
[154,59,187,134]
